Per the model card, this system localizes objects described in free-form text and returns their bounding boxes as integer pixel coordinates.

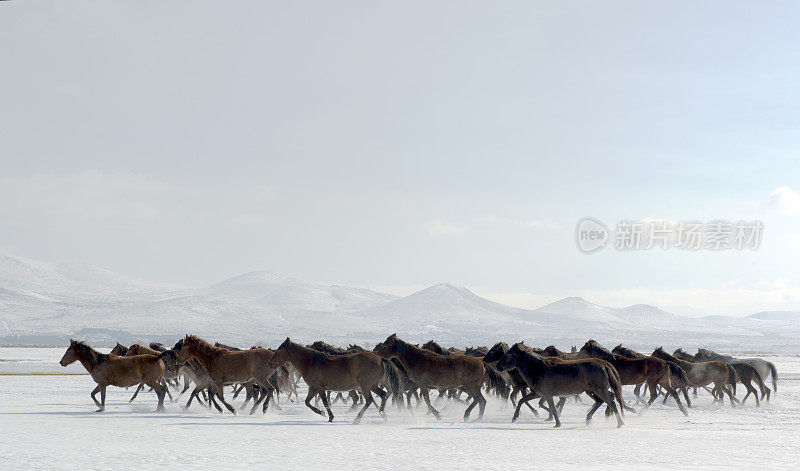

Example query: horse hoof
[95,408,105,413]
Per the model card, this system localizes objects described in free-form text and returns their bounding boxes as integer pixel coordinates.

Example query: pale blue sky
[1,1,799,315]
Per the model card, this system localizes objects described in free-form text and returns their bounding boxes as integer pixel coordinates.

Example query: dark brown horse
[174,335,277,415]
[482,342,540,417]
[59,340,168,412]
[579,340,688,416]
[375,334,487,421]
[496,343,627,427]
[651,347,736,406]
[268,338,388,423]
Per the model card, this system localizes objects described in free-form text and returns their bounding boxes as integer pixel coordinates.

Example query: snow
[1,347,798,469]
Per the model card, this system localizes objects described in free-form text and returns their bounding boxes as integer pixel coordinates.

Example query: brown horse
[375,334,487,421]
[695,348,777,400]
[578,340,688,416]
[174,335,277,415]
[268,338,388,423]
[612,344,693,408]
[59,339,168,412]
[651,347,737,406]
[496,343,627,427]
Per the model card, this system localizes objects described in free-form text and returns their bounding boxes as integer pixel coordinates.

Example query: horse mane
[186,335,225,358]
[581,340,615,361]
[149,342,166,352]
[71,340,108,364]
[613,344,643,358]
[653,347,679,362]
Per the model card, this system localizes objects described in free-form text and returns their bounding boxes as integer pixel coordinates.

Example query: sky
[1,1,800,316]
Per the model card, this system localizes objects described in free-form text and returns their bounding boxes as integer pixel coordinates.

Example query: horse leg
[545,396,561,427]
[556,396,567,414]
[641,381,659,414]
[680,386,692,408]
[129,382,144,403]
[353,387,376,424]
[248,377,271,414]
[99,385,107,412]
[723,384,736,407]
[602,389,624,427]
[146,381,166,412]
[665,385,689,416]
[208,388,223,413]
[214,382,236,414]
[184,387,200,409]
[304,389,326,417]
[89,384,102,411]
[541,398,554,421]
[162,380,174,402]
[319,391,335,423]
[585,391,603,425]
[512,391,539,423]
[421,389,441,420]
[372,387,388,413]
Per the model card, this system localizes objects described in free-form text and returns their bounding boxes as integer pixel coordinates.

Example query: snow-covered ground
[1,347,798,469]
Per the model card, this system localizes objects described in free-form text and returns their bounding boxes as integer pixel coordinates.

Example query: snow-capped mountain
[1,252,799,352]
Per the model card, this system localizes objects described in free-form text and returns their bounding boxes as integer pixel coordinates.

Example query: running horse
[374,334,487,421]
[174,335,277,415]
[59,339,168,412]
[578,340,689,416]
[269,338,389,423]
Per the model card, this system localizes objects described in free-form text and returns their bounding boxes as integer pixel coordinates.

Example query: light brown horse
[651,347,737,406]
[174,335,277,415]
[59,339,168,412]
[268,338,388,423]
[375,334,487,421]
[578,340,688,416]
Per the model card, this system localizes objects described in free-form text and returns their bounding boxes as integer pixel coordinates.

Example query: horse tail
[484,363,509,398]
[751,366,766,395]
[604,364,630,415]
[382,359,400,400]
[726,363,738,393]
[767,361,778,392]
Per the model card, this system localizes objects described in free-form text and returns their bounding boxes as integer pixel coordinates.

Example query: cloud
[424,219,466,237]
[526,218,560,230]
[766,186,800,215]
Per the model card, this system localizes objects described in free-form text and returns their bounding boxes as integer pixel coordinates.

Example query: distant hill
[747,311,800,321]
[1,252,799,351]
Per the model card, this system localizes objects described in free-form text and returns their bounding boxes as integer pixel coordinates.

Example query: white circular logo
[576,217,609,253]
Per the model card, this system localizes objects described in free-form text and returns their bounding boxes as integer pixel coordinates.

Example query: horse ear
[389,333,397,339]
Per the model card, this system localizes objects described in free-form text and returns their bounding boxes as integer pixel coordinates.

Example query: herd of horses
[58,334,779,427]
